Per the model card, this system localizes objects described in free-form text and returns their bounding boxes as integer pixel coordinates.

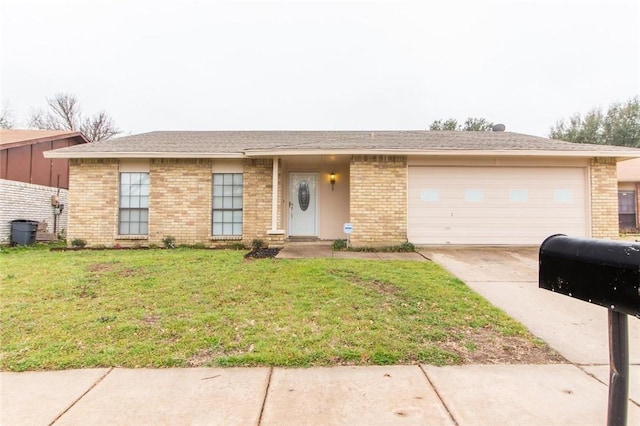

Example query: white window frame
[119,172,149,235]
[212,173,243,237]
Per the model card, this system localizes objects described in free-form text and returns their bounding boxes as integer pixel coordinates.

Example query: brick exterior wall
[590,157,619,238]
[0,179,69,243]
[67,155,620,247]
[148,159,212,246]
[242,158,279,245]
[349,155,407,247]
[67,159,119,246]
[67,158,284,248]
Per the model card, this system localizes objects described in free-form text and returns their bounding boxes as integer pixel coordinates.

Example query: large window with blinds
[212,173,243,236]
[119,172,149,235]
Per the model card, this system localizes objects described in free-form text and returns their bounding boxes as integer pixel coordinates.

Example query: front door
[289,173,317,236]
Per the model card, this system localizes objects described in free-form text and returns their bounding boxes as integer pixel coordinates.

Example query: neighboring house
[43,130,640,248]
[617,157,640,231]
[0,129,88,242]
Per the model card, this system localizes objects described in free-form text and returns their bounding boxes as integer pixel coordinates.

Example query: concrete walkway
[2,245,640,425]
[276,241,427,261]
[419,247,640,365]
[3,364,639,425]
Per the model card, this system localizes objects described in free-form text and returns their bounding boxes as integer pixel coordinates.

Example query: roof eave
[43,151,245,159]
[44,148,640,160]
[244,148,640,158]
[1,132,89,150]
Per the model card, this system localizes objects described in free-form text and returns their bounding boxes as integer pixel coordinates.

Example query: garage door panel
[408,166,587,245]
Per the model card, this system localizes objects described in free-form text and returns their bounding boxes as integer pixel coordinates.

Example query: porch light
[330,172,336,190]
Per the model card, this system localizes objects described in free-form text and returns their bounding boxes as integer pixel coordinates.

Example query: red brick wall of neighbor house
[0,136,83,189]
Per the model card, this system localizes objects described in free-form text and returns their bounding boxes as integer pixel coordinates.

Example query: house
[0,129,88,242]
[617,157,640,231]
[43,130,640,248]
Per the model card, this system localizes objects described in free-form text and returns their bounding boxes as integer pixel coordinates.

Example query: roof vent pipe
[492,124,506,132]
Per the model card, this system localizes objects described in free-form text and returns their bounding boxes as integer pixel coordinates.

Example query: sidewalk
[3,364,639,425]
[276,241,428,261]
[2,245,640,425]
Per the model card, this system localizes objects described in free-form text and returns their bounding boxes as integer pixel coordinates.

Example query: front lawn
[0,246,561,371]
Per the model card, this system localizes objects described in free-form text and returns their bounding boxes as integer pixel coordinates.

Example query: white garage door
[408,166,588,245]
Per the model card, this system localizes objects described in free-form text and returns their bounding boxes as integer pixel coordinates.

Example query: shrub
[251,239,265,250]
[225,242,246,250]
[70,238,87,248]
[397,242,416,252]
[162,236,176,249]
[332,239,347,251]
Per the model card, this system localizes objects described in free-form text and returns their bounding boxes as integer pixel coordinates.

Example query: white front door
[289,173,317,236]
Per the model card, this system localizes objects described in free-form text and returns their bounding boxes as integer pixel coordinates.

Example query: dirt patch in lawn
[444,326,566,364]
[142,314,161,326]
[328,269,399,295]
[87,263,115,273]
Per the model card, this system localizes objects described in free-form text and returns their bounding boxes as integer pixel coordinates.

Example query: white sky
[1,0,638,137]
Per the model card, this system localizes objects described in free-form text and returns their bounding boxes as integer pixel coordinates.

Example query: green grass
[1,245,532,371]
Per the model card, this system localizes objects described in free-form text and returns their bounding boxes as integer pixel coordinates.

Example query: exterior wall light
[330,172,336,191]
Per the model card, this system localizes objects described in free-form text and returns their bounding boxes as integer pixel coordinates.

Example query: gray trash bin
[10,220,39,246]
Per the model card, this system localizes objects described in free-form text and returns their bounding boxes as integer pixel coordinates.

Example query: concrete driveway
[418,247,640,365]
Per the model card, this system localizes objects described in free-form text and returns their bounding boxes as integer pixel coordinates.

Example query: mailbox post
[539,234,640,426]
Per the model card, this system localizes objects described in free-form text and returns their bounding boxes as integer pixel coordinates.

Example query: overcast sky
[1,0,638,138]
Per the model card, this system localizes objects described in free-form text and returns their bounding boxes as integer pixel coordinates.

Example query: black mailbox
[539,234,640,426]
[539,234,640,318]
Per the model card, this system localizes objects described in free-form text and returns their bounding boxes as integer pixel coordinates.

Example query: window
[420,189,440,202]
[464,189,484,202]
[119,172,149,235]
[509,189,528,202]
[553,189,573,203]
[212,173,243,236]
[618,191,637,229]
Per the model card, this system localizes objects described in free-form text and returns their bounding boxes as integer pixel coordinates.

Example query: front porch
[246,154,408,248]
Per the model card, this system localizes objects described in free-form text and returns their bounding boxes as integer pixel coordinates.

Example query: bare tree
[28,93,121,142]
[0,102,14,129]
[81,111,121,142]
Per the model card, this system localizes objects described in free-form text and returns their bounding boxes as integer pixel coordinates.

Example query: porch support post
[271,156,279,230]
[266,156,285,246]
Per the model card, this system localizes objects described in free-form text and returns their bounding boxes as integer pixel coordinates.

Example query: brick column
[243,159,279,246]
[67,159,119,247]
[590,157,618,238]
[349,155,407,247]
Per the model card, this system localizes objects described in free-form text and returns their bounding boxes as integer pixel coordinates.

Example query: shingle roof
[43,130,640,158]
